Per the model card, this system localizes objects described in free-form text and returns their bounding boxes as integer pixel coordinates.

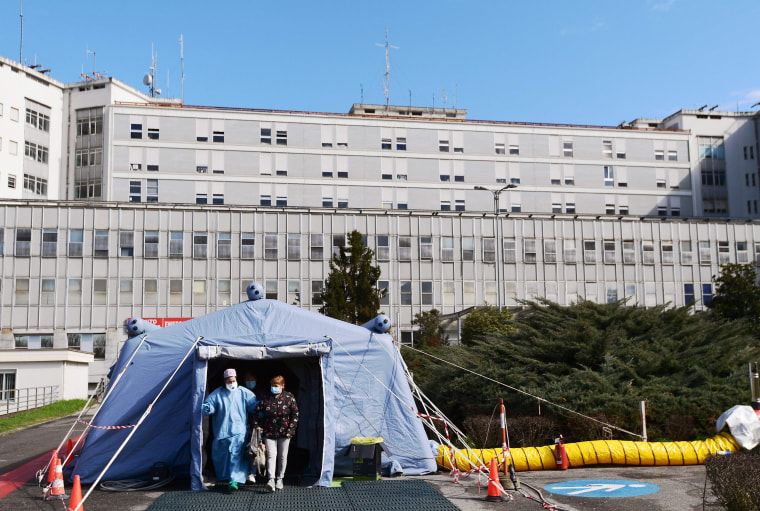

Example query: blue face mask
[271,386,282,395]
[245,381,256,390]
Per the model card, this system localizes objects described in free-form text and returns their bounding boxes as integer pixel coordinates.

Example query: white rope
[403,344,644,440]
[73,336,203,511]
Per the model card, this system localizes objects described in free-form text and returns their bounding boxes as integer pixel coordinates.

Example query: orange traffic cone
[68,475,83,511]
[485,457,505,502]
[66,439,75,458]
[47,452,58,484]
[46,456,67,500]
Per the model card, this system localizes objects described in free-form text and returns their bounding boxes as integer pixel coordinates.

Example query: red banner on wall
[141,317,193,328]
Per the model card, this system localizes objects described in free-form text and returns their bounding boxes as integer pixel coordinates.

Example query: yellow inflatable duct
[437,431,740,472]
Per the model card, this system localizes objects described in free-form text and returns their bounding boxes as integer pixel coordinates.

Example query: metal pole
[499,399,508,474]
[640,401,647,442]
[494,192,502,310]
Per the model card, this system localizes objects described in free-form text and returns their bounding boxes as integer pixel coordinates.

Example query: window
[602,140,612,158]
[241,233,255,259]
[439,140,449,152]
[218,280,231,306]
[8,175,16,189]
[93,279,107,305]
[196,165,208,174]
[75,148,102,167]
[455,199,465,211]
[68,279,82,305]
[483,238,495,263]
[485,282,497,305]
[583,241,596,263]
[119,231,134,257]
[463,281,475,305]
[605,203,616,215]
[169,280,182,305]
[332,235,346,258]
[495,143,505,155]
[398,237,412,261]
[129,180,141,202]
[462,237,475,261]
[276,130,287,145]
[552,201,562,214]
[93,334,106,360]
[662,241,674,264]
[311,281,324,306]
[276,196,287,207]
[130,123,142,139]
[265,280,278,300]
[699,241,711,264]
[144,279,158,305]
[604,166,614,186]
[563,141,573,157]
[26,107,50,132]
[441,237,454,262]
[376,236,389,260]
[381,138,392,150]
[544,240,557,263]
[38,279,54,305]
[288,281,301,305]
[718,241,730,265]
[681,241,693,265]
[120,279,133,304]
[421,281,433,305]
[509,144,520,155]
[440,201,451,211]
[148,128,159,140]
[146,179,158,202]
[193,280,207,305]
[440,174,450,182]
[144,231,159,258]
[10,140,18,155]
[337,198,348,208]
[15,279,29,305]
[400,281,412,305]
[264,234,278,259]
[0,228,3,255]
[338,171,348,179]
[702,284,713,306]
[525,240,538,263]
[193,233,208,259]
[322,197,333,208]
[212,193,224,205]
[378,281,389,305]
[396,137,406,151]
[169,231,184,258]
[564,240,577,263]
[684,284,695,305]
[616,150,626,159]
[668,150,677,161]
[642,241,655,264]
[67,334,81,350]
[90,230,108,257]
[623,240,635,264]
[443,281,455,305]
[260,128,271,144]
[738,241,749,264]
[196,193,207,204]
[500,239,515,263]
[309,234,324,260]
[656,179,666,189]
[603,241,616,264]
[287,234,301,260]
[260,194,271,206]
[217,233,231,259]
[41,229,57,257]
[420,237,433,260]
[213,131,225,143]
[655,149,664,161]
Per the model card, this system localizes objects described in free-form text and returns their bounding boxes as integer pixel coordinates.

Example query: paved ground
[0,414,725,510]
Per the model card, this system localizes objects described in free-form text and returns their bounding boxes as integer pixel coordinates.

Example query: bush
[706,450,760,510]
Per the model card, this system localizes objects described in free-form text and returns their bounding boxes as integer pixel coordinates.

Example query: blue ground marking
[544,479,660,498]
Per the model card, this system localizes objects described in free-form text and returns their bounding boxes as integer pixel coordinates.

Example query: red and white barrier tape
[77,419,136,430]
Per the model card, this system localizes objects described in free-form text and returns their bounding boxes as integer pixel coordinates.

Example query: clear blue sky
[2,1,759,126]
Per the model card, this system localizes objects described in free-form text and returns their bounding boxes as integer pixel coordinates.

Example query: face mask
[271,386,282,395]
[226,382,238,391]
[245,381,256,390]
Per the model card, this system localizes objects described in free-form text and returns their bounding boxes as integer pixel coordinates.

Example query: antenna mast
[376,27,398,110]
[87,46,97,75]
[143,44,161,97]
[180,34,185,103]
[19,0,23,64]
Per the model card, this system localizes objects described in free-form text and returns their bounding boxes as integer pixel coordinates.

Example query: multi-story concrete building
[1,54,759,391]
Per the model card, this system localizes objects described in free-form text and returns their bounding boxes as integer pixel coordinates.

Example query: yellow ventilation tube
[437,432,740,471]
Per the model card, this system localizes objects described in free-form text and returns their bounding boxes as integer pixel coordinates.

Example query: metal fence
[0,386,59,416]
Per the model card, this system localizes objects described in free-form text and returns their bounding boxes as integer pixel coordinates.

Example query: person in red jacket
[256,375,299,492]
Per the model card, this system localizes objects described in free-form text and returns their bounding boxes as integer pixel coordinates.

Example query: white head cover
[223,368,236,379]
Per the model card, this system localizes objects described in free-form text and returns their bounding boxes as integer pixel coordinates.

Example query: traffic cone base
[68,475,83,511]
[485,457,505,502]
[46,456,67,500]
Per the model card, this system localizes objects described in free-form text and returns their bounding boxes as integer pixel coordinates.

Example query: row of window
[25,107,50,132]
[23,174,47,195]
[76,148,103,168]
[130,125,289,146]
[1,227,756,266]
[13,333,106,359]
[6,276,714,315]
[24,141,49,164]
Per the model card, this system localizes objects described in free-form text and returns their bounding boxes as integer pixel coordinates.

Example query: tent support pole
[74,336,203,511]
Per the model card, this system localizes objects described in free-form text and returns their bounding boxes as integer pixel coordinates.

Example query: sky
[1,1,759,126]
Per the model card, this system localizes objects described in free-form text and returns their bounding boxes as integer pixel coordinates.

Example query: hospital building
[0,53,759,393]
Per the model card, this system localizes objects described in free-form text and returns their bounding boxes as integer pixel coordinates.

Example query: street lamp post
[474,185,517,310]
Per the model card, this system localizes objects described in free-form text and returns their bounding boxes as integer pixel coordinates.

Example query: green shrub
[706,450,760,511]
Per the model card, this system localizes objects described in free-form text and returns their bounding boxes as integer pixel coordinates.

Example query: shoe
[275,478,284,490]
[266,479,276,492]
[247,474,256,484]
[228,481,239,493]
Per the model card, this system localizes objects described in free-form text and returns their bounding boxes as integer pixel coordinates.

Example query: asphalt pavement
[0,414,725,511]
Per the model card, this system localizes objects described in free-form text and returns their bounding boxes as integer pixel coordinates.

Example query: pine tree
[320,230,384,324]
[412,309,449,347]
[709,263,760,335]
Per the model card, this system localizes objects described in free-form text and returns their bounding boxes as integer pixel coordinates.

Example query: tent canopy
[68,299,436,489]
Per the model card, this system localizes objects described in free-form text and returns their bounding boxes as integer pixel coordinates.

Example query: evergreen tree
[460,306,517,346]
[412,309,449,347]
[709,263,760,335]
[319,230,384,324]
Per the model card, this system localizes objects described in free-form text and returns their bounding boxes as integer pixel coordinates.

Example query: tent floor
[146,478,459,511]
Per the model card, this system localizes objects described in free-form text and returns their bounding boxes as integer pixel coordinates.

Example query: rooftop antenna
[709,105,719,111]
[441,88,447,109]
[143,44,161,97]
[19,0,23,64]
[454,82,458,110]
[360,83,364,104]
[87,46,97,75]
[179,34,185,103]
[376,27,398,110]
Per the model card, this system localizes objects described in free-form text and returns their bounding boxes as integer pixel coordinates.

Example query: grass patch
[0,400,87,435]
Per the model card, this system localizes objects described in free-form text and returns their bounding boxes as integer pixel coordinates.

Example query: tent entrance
[191,341,332,490]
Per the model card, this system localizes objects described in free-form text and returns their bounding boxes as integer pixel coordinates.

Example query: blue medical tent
[66,299,436,489]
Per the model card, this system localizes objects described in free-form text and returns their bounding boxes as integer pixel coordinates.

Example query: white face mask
[226,382,238,391]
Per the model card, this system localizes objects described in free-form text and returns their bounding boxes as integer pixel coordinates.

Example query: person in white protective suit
[201,368,259,492]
